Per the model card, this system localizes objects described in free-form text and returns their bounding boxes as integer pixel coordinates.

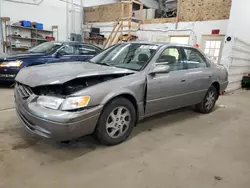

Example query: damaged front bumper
[14,86,102,141]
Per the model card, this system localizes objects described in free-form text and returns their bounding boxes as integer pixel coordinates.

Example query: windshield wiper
[91,61,113,67]
[87,60,95,64]
[114,65,137,71]
[100,62,113,67]
[88,59,119,67]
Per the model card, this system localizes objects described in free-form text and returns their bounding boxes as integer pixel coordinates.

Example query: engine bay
[30,74,131,97]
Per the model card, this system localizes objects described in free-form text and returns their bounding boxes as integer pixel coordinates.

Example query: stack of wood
[103,0,143,48]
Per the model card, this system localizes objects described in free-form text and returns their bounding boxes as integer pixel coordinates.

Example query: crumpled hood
[0,52,45,62]
[15,62,135,87]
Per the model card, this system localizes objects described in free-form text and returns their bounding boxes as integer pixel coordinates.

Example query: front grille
[16,83,33,99]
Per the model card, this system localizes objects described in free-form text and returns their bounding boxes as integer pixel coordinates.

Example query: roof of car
[55,41,85,44]
[126,41,195,48]
[48,41,102,50]
[47,41,97,45]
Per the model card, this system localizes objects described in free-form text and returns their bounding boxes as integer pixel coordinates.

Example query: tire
[94,97,136,146]
[195,85,218,114]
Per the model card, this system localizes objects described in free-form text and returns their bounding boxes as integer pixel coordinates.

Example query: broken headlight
[37,96,91,110]
[61,96,91,111]
[37,96,64,110]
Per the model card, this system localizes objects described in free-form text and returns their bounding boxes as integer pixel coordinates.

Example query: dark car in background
[0,41,102,82]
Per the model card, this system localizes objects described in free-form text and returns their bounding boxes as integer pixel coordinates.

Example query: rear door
[77,44,101,61]
[182,47,213,105]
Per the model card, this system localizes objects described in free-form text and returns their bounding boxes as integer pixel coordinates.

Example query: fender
[101,88,138,105]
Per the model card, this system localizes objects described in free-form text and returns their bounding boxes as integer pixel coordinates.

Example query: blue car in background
[0,41,102,82]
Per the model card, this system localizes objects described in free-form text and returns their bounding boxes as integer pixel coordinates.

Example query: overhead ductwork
[156,0,177,18]
[3,0,44,5]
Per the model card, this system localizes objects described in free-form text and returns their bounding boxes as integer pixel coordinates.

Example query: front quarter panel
[21,56,48,68]
[72,72,146,117]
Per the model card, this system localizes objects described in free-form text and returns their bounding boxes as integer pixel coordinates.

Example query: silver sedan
[15,42,228,145]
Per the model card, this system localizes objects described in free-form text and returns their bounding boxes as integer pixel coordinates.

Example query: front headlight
[61,96,91,111]
[37,96,90,111]
[37,96,64,110]
[0,60,23,67]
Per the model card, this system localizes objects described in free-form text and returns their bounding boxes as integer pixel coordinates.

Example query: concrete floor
[0,86,250,188]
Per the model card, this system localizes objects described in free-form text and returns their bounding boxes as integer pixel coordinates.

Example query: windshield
[29,42,63,53]
[90,43,159,71]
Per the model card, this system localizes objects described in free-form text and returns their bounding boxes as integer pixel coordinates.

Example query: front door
[57,44,79,62]
[146,46,189,116]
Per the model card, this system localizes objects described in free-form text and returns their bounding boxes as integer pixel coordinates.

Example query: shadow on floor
[0,81,15,88]
[12,106,210,162]
[132,107,199,136]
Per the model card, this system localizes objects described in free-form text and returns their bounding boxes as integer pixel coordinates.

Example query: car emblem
[4,69,7,72]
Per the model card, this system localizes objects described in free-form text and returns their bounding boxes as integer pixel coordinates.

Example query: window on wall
[201,36,224,64]
[151,35,169,42]
[170,36,189,45]
[204,41,221,63]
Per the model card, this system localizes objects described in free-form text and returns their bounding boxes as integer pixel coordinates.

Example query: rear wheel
[94,97,136,146]
[195,85,218,114]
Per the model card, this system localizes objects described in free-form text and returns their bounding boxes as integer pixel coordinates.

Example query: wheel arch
[211,81,220,98]
[101,92,139,124]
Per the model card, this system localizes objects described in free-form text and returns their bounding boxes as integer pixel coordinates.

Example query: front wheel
[195,85,218,114]
[94,97,136,146]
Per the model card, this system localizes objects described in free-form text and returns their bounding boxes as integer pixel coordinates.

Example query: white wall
[1,0,69,40]
[0,0,3,53]
[0,0,119,42]
[220,0,250,91]
[87,19,228,48]
[139,20,228,45]
[223,0,250,42]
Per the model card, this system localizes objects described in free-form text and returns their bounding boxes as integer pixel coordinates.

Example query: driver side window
[58,45,78,55]
[132,48,152,62]
[156,47,184,71]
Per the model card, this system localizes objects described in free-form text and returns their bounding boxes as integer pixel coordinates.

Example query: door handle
[181,79,186,82]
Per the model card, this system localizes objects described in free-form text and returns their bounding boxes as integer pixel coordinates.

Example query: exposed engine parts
[29,74,132,97]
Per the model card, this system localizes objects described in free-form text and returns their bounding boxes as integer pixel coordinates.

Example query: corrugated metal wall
[227,37,250,91]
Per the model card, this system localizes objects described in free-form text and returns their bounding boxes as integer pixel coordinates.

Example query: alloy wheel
[106,106,131,138]
[205,91,216,110]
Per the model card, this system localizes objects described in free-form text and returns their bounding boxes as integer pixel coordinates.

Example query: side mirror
[149,64,171,75]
